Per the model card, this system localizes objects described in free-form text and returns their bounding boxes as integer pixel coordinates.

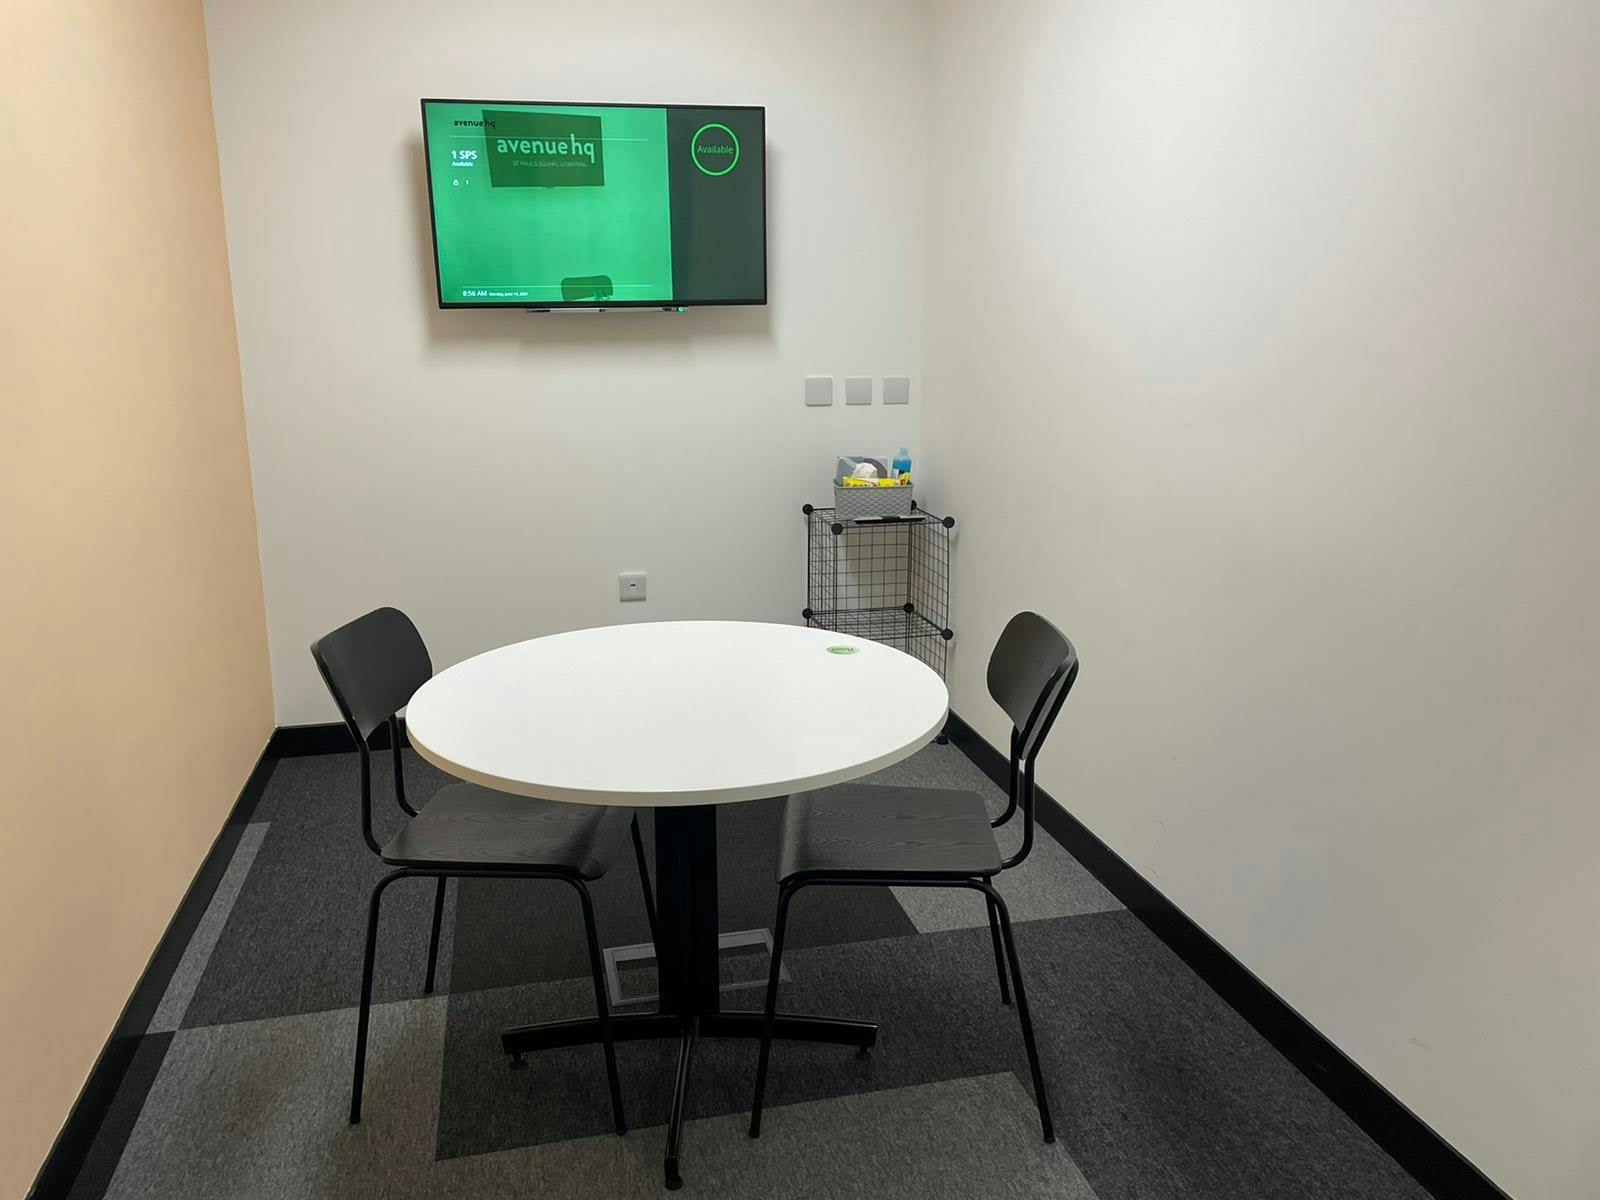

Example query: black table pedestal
[499,804,878,1190]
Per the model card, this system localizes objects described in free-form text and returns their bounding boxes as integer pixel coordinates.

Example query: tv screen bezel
[420,97,768,311]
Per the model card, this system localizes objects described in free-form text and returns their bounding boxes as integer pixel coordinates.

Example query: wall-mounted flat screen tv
[421,99,766,309]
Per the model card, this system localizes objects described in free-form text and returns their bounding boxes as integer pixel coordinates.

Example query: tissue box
[835,456,889,483]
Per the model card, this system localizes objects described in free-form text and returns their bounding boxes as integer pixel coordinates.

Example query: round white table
[405,620,949,1188]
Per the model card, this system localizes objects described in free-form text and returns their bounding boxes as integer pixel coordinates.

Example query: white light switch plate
[883,376,911,405]
[619,572,647,601]
[804,376,834,407]
[844,376,873,406]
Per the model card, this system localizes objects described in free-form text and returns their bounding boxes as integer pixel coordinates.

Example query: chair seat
[777,784,1003,883]
[381,782,633,879]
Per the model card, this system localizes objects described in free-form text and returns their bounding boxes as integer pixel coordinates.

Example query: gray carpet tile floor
[149,822,270,1033]
[102,994,1094,1200]
[67,740,1430,1200]
[179,810,463,1026]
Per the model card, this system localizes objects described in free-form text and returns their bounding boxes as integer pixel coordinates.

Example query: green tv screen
[421,99,766,309]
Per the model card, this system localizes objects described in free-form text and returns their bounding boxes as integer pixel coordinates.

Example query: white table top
[405,621,949,807]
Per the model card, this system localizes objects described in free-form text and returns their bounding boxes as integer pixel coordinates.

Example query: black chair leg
[983,883,1054,1142]
[351,869,409,1125]
[423,877,448,994]
[630,813,659,946]
[985,891,1012,1007]
[570,879,627,1136]
[749,882,798,1138]
[664,1019,697,1190]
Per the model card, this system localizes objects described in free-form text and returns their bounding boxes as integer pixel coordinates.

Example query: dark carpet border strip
[56,1033,174,1200]
[27,747,278,1200]
[941,711,1511,1200]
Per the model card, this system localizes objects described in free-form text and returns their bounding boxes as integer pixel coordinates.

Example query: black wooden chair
[748,611,1078,1143]
[310,607,658,1132]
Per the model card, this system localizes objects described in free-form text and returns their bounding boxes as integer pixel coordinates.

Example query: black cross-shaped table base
[499,804,878,1190]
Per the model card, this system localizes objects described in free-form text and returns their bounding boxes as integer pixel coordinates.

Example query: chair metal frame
[749,614,1079,1144]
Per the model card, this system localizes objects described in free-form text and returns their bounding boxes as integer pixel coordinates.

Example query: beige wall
[0,1,273,1192]
[923,3,1600,1198]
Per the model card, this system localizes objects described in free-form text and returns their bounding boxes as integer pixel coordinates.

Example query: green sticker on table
[827,645,858,655]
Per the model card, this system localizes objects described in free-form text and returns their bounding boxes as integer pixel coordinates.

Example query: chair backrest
[309,607,432,854]
[310,607,432,745]
[987,611,1077,763]
[985,612,1079,869]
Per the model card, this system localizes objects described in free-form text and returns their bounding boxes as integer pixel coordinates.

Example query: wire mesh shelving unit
[802,502,956,679]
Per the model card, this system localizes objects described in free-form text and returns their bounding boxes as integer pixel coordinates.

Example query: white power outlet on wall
[619,572,647,601]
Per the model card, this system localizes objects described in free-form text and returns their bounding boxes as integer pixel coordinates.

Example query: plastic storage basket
[833,483,914,521]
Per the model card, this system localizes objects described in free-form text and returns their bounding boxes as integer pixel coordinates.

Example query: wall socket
[619,572,647,601]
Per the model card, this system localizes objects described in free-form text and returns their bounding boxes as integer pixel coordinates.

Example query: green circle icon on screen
[826,645,858,656]
[691,123,740,176]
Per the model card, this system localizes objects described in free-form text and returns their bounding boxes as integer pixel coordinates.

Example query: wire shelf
[802,504,954,678]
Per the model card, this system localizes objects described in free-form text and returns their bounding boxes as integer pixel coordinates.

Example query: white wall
[923,3,1600,1197]
[204,0,928,723]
